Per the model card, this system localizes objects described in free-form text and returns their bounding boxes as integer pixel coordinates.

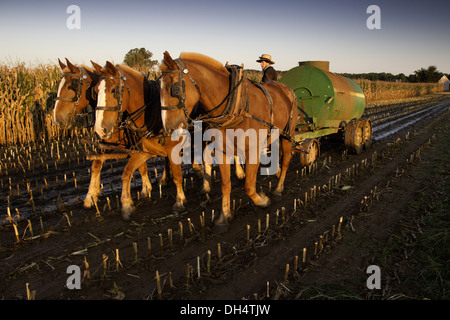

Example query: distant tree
[397,73,407,82]
[123,48,158,73]
[414,66,443,83]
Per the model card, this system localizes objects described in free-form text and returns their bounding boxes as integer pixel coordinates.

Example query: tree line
[340,66,447,83]
[123,48,448,83]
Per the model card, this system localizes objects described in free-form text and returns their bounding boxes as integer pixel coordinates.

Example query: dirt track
[0,93,449,300]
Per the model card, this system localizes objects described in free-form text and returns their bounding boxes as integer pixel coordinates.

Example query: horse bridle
[160,59,201,123]
[55,68,97,123]
[96,66,130,129]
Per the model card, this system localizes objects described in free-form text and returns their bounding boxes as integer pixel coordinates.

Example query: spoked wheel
[299,138,320,166]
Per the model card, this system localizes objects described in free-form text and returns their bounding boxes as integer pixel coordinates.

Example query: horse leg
[138,161,152,199]
[215,162,232,226]
[273,138,293,196]
[84,159,104,208]
[202,143,213,194]
[245,161,271,208]
[120,153,151,220]
[159,157,170,187]
[166,153,186,212]
[235,156,245,180]
[192,162,204,179]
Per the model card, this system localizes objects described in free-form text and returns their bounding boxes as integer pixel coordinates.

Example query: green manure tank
[279,61,365,130]
[279,61,372,163]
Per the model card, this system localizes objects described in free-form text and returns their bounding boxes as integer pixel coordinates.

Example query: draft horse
[91,61,195,219]
[160,52,298,227]
[53,58,158,212]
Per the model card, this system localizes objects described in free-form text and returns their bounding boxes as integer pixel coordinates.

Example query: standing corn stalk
[0,63,65,145]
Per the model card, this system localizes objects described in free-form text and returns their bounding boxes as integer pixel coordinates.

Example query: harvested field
[0,93,449,306]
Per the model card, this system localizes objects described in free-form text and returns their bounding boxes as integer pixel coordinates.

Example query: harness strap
[252,82,273,126]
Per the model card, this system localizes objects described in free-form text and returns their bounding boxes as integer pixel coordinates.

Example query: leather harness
[161,58,302,150]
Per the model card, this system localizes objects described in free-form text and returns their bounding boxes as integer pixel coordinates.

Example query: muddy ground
[0,95,449,304]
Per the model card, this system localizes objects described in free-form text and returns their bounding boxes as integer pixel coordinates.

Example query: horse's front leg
[159,157,171,187]
[137,160,152,199]
[234,156,245,180]
[166,152,186,212]
[121,153,151,220]
[84,159,104,208]
[215,162,232,226]
[245,161,271,208]
[273,139,293,196]
[202,143,214,194]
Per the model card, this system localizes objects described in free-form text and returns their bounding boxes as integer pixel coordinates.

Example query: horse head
[53,58,99,129]
[92,61,130,140]
[159,51,202,135]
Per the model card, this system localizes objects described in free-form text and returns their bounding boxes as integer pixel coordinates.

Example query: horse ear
[163,51,177,70]
[85,68,99,81]
[65,58,79,73]
[58,58,67,70]
[91,60,103,74]
[105,61,119,75]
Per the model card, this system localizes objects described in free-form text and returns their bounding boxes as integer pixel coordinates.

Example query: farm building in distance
[438,75,450,91]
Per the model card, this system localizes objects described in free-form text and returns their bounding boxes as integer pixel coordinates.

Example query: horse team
[53,52,298,229]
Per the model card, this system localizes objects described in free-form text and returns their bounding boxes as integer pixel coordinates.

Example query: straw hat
[256,54,275,64]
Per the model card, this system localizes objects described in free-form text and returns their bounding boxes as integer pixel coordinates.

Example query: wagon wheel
[359,118,373,150]
[344,120,364,155]
[299,138,320,166]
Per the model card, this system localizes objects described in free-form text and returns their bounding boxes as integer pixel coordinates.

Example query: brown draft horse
[91,61,195,219]
[160,52,298,227]
[53,58,158,212]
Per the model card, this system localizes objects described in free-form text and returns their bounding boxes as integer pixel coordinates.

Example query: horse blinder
[170,80,185,101]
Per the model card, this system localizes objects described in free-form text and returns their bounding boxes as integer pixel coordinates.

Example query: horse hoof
[271,189,283,197]
[83,201,93,209]
[236,172,245,181]
[213,214,229,233]
[140,188,151,199]
[121,205,135,220]
[172,202,185,213]
[257,193,271,208]
[83,196,96,209]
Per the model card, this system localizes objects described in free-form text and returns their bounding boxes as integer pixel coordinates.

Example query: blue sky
[0,0,449,75]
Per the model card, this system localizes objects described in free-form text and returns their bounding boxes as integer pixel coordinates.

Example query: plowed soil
[0,95,449,302]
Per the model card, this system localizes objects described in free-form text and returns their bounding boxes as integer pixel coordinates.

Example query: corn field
[355,79,442,104]
[0,63,64,145]
[0,63,444,146]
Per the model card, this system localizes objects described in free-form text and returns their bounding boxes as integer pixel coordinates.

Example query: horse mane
[80,65,95,72]
[116,64,144,78]
[179,52,229,76]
